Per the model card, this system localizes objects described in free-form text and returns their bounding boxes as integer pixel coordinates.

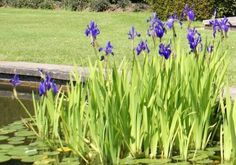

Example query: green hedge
[0,0,54,9]
[0,0,132,10]
[215,0,236,17]
[1,0,236,19]
[146,0,214,20]
[146,0,236,20]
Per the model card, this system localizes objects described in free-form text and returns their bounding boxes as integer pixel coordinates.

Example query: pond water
[0,91,33,127]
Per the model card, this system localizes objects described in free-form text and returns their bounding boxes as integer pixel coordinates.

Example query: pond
[0,91,78,164]
[0,91,33,127]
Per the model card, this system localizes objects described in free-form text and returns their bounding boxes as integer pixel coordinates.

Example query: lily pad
[172,156,185,161]
[27,135,37,139]
[25,149,38,156]
[60,162,78,165]
[196,159,213,164]
[8,150,26,157]
[10,155,22,160]
[21,155,47,163]
[8,140,25,145]
[30,141,46,147]
[0,135,8,141]
[189,154,208,162]
[21,118,33,123]
[33,158,56,165]
[0,144,14,150]
[209,155,221,161]
[8,136,25,141]
[35,142,50,151]
[206,146,221,152]
[0,150,8,154]
[8,146,37,157]
[7,124,25,130]
[0,129,16,135]
[11,121,23,125]
[188,150,215,161]
[43,151,60,156]
[15,130,35,137]
[196,150,215,156]
[14,145,29,150]
[164,162,190,165]
[120,158,171,164]
[62,157,79,162]
[0,154,11,163]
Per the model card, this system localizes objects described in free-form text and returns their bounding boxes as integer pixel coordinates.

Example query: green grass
[0,7,236,84]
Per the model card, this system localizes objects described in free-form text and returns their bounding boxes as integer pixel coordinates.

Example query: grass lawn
[0,7,236,85]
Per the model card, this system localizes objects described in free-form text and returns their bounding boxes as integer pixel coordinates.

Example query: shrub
[147,0,214,20]
[215,0,236,17]
[62,0,90,11]
[0,0,4,7]
[2,0,44,8]
[90,0,110,12]
[117,0,130,8]
[109,0,130,8]
[39,0,54,9]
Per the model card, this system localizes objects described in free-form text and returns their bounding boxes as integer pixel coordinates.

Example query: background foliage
[147,0,236,20]
[0,0,235,19]
[146,0,215,20]
[0,0,145,10]
[215,0,236,17]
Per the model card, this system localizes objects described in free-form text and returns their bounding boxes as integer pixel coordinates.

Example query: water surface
[0,91,33,127]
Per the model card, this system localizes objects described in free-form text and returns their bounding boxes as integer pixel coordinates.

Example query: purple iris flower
[154,25,165,39]
[166,16,175,29]
[45,73,52,90]
[51,81,58,94]
[166,13,182,29]
[210,19,220,37]
[128,26,141,40]
[39,81,46,96]
[147,13,166,39]
[99,41,114,56]
[10,74,20,87]
[207,45,214,53]
[159,43,172,59]
[147,13,159,25]
[210,17,231,38]
[187,28,202,51]
[182,4,195,22]
[136,40,150,55]
[38,72,58,96]
[85,21,100,44]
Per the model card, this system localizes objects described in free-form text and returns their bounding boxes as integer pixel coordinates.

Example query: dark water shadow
[0,91,34,127]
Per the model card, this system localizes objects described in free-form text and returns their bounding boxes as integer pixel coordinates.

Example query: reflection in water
[0,91,34,127]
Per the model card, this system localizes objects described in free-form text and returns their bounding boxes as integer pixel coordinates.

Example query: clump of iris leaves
[10,4,236,164]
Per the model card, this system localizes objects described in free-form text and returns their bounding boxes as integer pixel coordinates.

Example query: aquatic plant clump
[13,5,233,165]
